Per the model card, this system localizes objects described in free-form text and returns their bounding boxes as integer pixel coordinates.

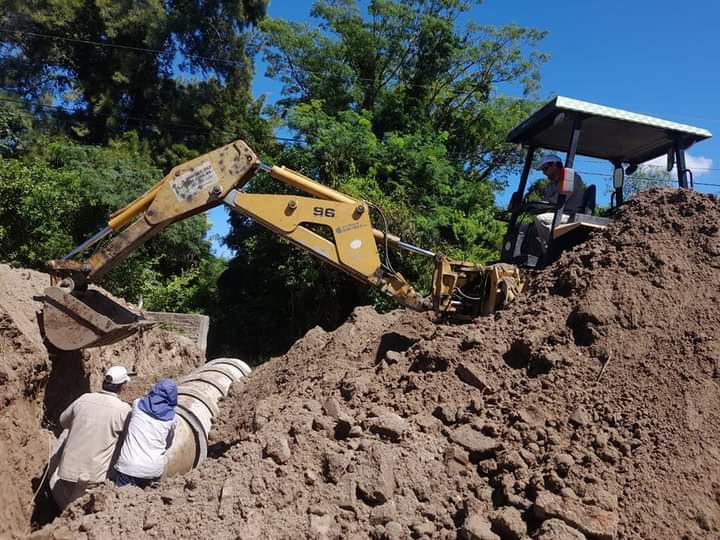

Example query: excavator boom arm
[50,141,259,284]
[43,140,523,351]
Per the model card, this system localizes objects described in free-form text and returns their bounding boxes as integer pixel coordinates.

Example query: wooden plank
[553,221,606,239]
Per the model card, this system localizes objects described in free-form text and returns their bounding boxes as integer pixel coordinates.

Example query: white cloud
[643,153,713,177]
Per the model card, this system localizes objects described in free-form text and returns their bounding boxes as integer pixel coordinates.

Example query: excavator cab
[500,96,712,268]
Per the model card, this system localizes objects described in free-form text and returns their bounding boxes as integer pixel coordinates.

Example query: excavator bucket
[42,286,155,351]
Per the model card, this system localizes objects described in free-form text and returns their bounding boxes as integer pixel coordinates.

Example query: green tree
[142,257,227,313]
[217,0,547,358]
[0,92,33,156]
[0,0,271,158]
[0,1,286,360]
[1,0,278,333]
[0,157,80,265]
[0,134,214,306]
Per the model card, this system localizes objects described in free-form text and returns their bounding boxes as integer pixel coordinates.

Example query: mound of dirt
[0,264,205,538]
[23,189,720,539]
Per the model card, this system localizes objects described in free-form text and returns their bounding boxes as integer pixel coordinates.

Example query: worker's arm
[165,420,176,449]
[58,400,76,429]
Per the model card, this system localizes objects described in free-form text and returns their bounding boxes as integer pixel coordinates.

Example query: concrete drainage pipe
[164,358,251,477]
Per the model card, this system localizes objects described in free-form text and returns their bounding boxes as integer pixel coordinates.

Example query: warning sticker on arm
[171,161,220,202]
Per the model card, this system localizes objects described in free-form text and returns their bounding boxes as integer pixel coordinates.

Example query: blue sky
[207,0,719,257]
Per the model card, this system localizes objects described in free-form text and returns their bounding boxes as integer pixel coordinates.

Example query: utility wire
[573,155,719,172]
[0,26,534,101]
[4,96,720,188]
[575,169,720,189]
[0,95,299,142]
[0,27,246,66]
[5,37,716,178]
[5,24,720,134]
[6,26,717,172]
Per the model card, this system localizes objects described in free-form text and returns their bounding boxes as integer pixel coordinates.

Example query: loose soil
[2,188,719,539]
[0,265,204,538]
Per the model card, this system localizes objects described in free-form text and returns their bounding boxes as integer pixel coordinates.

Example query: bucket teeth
[42,286,154,351]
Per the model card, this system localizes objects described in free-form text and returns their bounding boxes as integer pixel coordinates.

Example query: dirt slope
[0,265,205,538]
[11,188,720,539]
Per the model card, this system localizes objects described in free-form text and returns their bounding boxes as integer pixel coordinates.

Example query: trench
[29,356,252,531]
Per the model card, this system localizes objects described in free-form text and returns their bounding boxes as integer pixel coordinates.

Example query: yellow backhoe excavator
[42,140,524,351]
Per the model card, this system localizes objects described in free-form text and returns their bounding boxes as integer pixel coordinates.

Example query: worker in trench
[50,366,132,511]
[112,378,178,488]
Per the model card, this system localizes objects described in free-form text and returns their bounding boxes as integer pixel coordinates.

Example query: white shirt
[114,399,176,479]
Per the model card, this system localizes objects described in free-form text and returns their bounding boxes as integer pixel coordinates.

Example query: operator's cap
[104,365,130,385]
[535,154,563,170]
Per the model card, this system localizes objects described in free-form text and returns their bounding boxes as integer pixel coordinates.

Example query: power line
[5,24,720,136]
[8,22,720,179]
[575,169,720,189]
[574,155,719,172]
[694,182,720,188]
[0,26,534,101]
[0,95,298,143]
[0,27,245,67]
[8,22,717,183]
[4,95,720,188]
[7,51,717,188]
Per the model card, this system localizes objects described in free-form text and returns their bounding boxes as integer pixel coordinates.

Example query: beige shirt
[57,390,131,483]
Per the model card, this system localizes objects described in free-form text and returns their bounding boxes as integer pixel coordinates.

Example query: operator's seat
[577,184,596,215]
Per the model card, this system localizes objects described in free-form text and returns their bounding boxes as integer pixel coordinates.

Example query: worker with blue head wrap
[113,378,178,488]
[138,379,178,420]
